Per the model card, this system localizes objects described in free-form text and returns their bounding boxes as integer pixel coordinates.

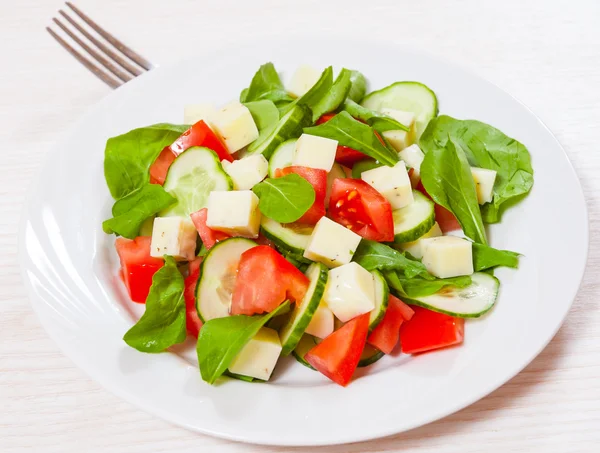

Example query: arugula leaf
[420,115,534,223]
[104,123,188,200]
[303,112,399,166]
[347,70,367,103]
[197,302,290,384]
[352,240,433,279]
[102,184,176,239]
[295,66,334,112]
[240,62,293,106]
[421,138,488,244]
[123,257,186,353]
[473,243,520,271]
[243,100,279,130]
[310,68,352,122]
[252,174,315,223]
[385,272,472,298]
[343,99,409,133]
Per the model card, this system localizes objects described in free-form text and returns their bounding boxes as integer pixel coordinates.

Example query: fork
[46,2,153,89]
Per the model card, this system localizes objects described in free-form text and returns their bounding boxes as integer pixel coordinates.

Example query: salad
[103,63,533,386]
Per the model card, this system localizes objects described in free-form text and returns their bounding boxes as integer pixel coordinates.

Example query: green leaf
[352,240,433,279]
[104,123,188,200]
[347,70,367,103]
[421,138,488,244]
[197,302,290,384]
[123,257,186,353]
[310,68,352,122]
[472,243,520,271]
[252,174,315,223]
[419,115,534,223]
[296,66,334,112]
[303,111,399,166]
[243,100,279,130]
[385,272,472,298]
[241,63,293,106]
[102,184,176,239]
[343,99,409,133]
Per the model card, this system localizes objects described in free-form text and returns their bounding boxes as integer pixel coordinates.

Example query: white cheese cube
[206,190,261,238]
[324,262,376,322]
[398,144,425,186]
[292,134,338,172]
[421,236,474,278]
[399,222,443,259]
[150,217,197,261]
[210,102,259,153]
[471,167,497,205]
[287,64,321,98]
[183,103,216,125]
[305,302,334,339]
[228,327,282,381]
[361,161,414,209]
[221,155,268,190]
[381,109,416,151]
[303,217,362,268]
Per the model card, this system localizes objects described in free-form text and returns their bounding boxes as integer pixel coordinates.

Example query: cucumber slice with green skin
[400,272,499,318]
[292,334,318,370]
[351,159,382,179]
[260,217,313,257]
[392,190,435,244]
[326,163,346,206]
[280,262,329,355]
[369,271,389,332]
[161,146,232,217]
[268,139,297,178]
[361,81,439,138]
[358,344,385,367]
[195,237,256,322]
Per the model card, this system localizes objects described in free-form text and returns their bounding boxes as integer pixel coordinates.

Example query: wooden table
[2,0,599,451]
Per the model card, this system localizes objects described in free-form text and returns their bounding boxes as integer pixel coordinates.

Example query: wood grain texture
[1,0,599,451]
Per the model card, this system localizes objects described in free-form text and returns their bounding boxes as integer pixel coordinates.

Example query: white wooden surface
[1,0,599,451]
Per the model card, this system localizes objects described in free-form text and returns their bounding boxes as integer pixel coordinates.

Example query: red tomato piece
[367,295,414,354]
[231,246,310,316]
[149,120,233,185]
[115,236,164,304]
[183,258,203,338]
[305,313,370,386]
[190,208,230,249]
[275,166,327,225]
[400,306,465,354]
[416,181,461,233]
[328,178,394,241]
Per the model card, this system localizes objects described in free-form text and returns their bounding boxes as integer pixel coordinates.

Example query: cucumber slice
[292,334,318,370]
[325,163,346,206]
[268,139,297,178]
[358,344,385,367]
[361,82,439,138]
[196,237,256,321]
[280,262,329,355]
[260,217,313,257]
[369,271,389,332]
[392,190,435,243]
[351,159,382,179]
[402,272,499,318]
[161,146,232,217]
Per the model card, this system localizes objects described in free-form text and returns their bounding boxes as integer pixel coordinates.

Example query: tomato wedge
[400,306,465,354]
[183,258,203,338]
[115,236,164,303]
[150,120,233,185]
[190,208,230,249]
[367,295,414,354]
[275,166,327,225]
[416,181,461,233]
[305,312,370,386]
[328,178,394,241]
[231,246,310,316]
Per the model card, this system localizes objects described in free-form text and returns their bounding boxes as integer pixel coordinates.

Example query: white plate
[19,37,588,446]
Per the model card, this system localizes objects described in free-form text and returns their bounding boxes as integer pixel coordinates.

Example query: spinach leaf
[243,100,279,130]
[197,302,290,384]
[310,68,352,122]
[102,184,176,239]
[473,243,520,271]
[343,99,409,133]
[385,272,471,298]
[421,138,488,244]
[420,115,534,223]
[347,70,367,103]
[353,240,433,279]
[104,123,188,200]
[123,257,186,353]
[252,174,315,223]
[240,62,293,106]
[303,112,399,166]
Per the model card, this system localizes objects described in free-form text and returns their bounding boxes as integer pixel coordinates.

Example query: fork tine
[58,10,143,77]
[46,27,122,89]
[66,2,153,71]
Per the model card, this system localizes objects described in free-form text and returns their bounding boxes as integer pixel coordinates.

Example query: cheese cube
[398,144,425,186]
[221,155,268,190]
[150,217,197,261]
[287,64,321,98]
[228,327,282,381]
[471,167,497,205]
[292,134,338,172]
[361,161,414,209]
[183,103,216,125]
[303,217,362,268]
[305,302,334,339]
[399,222,443,259]
[381,109,416,151]
[206,190,261,238]
[421,236,474,278]
[210,102,259,153]
[324,262,376,322]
